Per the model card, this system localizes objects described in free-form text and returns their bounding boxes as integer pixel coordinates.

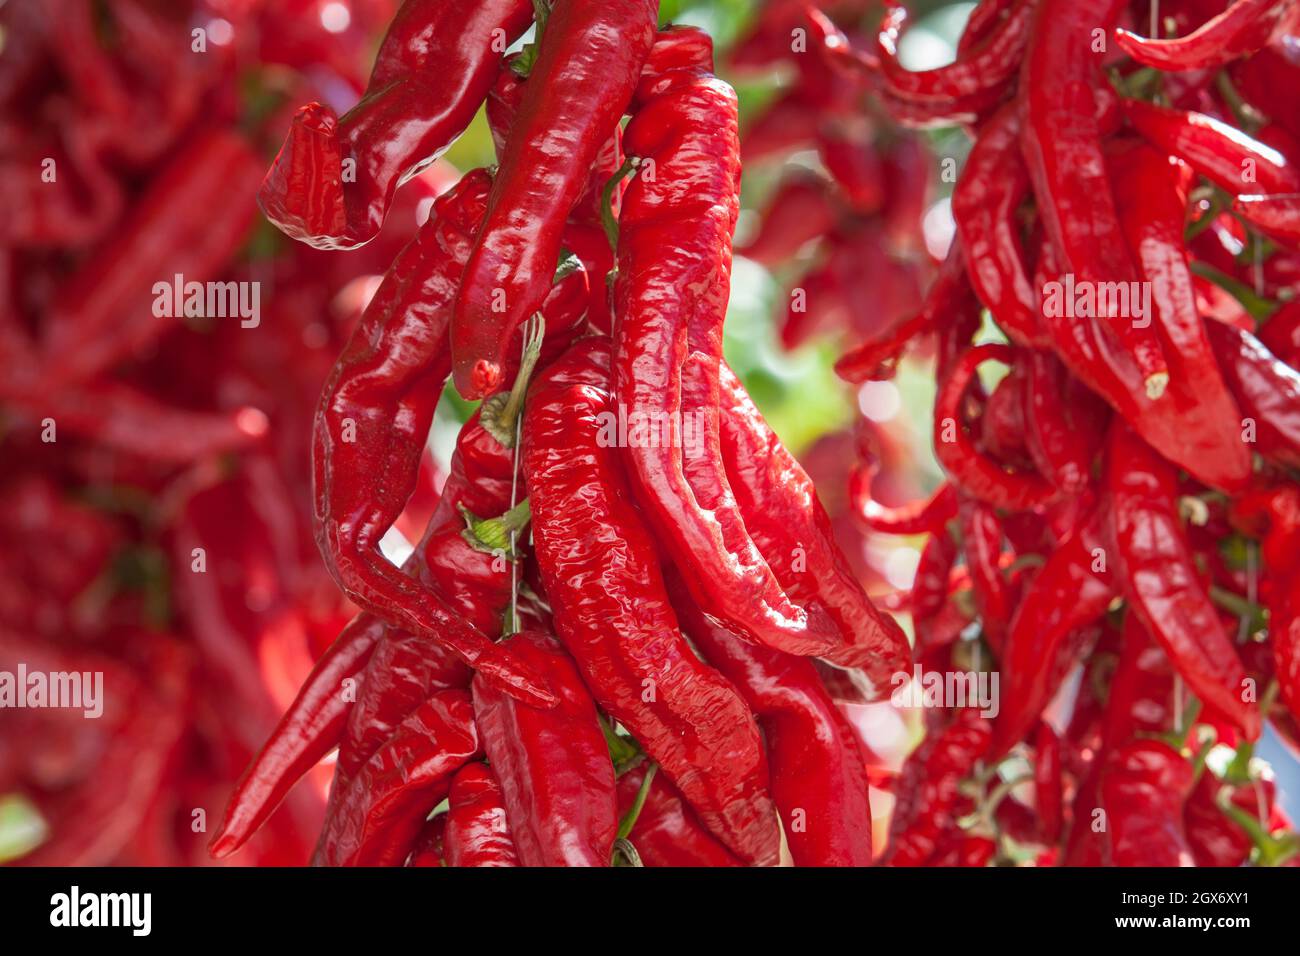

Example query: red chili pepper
[1115,0,1292,73]
[738,169,841,266]
[406,813,447,868]
[669,573,874,866]
[450,0,659,399]
[977,362,1030,466]
[444,763,521,867]
[959,498,1013,645]
[934,343,1059,510]
[1184,770,1274,868]
[612,29,838,659]
[990,501,1115,758]
[616,764,743,867]
[1205,319,1300,469]
[313,689,481,866]
[1124,99,1300,197]
[1024,350,1105,496]
[258,0,535,249]
[1020,0,1170,394]
[1104,424,1261,741]
[1102,611,1178,752]
[951,105,1046,348]
[471,630,618,866]
[912,527,959,626]
[1035,723,1064,845]
[853,476,960,536]
[1236,193,1300,248]
[1100,740,1195,867]
[716,363,910,691]
[523,336,781,866]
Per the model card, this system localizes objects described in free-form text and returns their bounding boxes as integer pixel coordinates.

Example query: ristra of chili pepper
[951,105,1046,348]
[450,0,659,399]
[989,499,1116,758]
[470,629,619,867]
[443,763,521,867]
[1235,193,1300,248]
[1123,99,1300,197]
[1101,740,1195,867]
[933,343,1059,510]
[715,362,911,691]
[616,763,743,867]
[667,571,874,866]
[1020,0,1169,395]
[209,614,383,859]
[886,709,992,866]
[313,689,481,866]
[959,497,1013,645]
[1104,424,1261,741]
[1114,0,1293,73]
[875,0,1032,108]
[258,0,535,249]
[312,168,584,708]
[523,336,781,866]
[612,28,839,658]
[1106,140,1253,487]
[1205,319,1300,470]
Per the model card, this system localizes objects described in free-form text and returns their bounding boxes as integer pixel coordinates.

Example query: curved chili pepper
[450,0,659,399]
[1020,0,1169,394]
[313,168,585,708]
[1115,0,1292,73]
[669,573,874,866]
[738,169,840,266]
[313,689,481,866]
[990,501,1116,758]
[934,343,1058,510]
[886,709,992,866]
[210,615,382,859]
[617,764,743,867]
[612,29,838,659]
[1101,740,1195,867]
[444,763,521,867]
[959,498,1013,645]
[1124,99,1300,197]
[716,363,910,691]
[853,477,960,536]
[258,0,534,249]
[1236,193,1300,248]
[471,629,618,867]
[523,336,780,866]
[951,104,1045,348]
[1104,424,1261,741]
[1204,319,1300,469]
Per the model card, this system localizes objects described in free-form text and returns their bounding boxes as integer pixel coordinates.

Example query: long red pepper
[451,0,659,399]
[1105,425,1261,741]
[959,498,1013,645]
[444,763,521,867]
[716,363,910,691]
[1101,740,1195,867]
[1204,319,1300,469]
[1236,193,1300,248]
[617,764,743,867]
[669,572,874,866]
[612,28,839,658]
[259,0,534,248]
[523,337,781,866]
[1020,0,1169,395]
[1115,0,1292,73]
[471,630,619,867]
[1024,350,1104,496]
[854,478,960,536]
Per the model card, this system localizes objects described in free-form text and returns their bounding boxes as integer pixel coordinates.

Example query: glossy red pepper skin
[1024,350,1105,495]
[612,29,838,659]
[1105,425,1261,741]
[1124,99,1300,197]
[259,0,534,249]
[471,630,618,867]
[444,763,521,867]
[1205,320,1300,469]
[716,363,910,690]
[990,501,1116,758]
[1115,0,1292,73]
[617,764,744,867]
[313,689,481,866]
[1235,193,1300,248]
[313,168,585,708]
[1101,740,1195,867]
[934,343,1059,510]
[524,337,780,867]
[912,527,959,627]
[210,615,382,859]
[1102,612,1177,751]
[886,710,992,866]
[1020,0,1169,392]
[669,573,874,867]
[854,479,960,536]
[451,0,659,399]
